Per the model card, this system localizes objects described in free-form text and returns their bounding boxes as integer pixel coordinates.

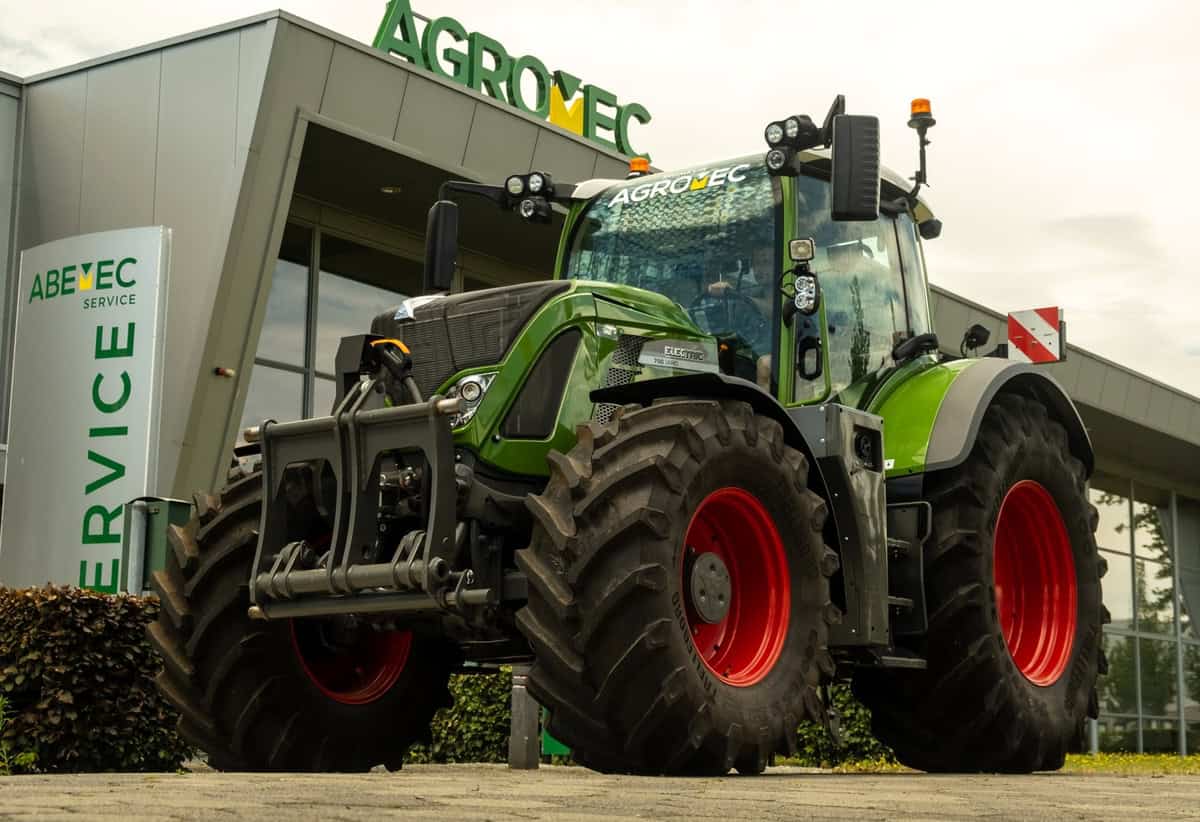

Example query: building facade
[0,11,1198,754]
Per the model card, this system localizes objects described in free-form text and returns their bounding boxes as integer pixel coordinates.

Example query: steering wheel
[688,288,771,350]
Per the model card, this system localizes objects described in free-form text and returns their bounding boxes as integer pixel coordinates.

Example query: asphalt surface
[1,764,1197,820]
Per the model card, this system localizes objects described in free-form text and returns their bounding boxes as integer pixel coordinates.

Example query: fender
[591,372,825,483]
[872,357,1094,480]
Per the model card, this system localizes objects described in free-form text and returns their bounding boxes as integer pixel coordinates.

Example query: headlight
[446,372,497,427]
[784,116,800,139]
[764,122,785,146]
[519,198,538,219]
[765,148,790,173]
[505,175,525,197]
[527,172,545,194]
[794,274,820,315]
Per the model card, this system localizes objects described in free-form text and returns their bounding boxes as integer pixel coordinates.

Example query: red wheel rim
[290,621,412,705]
[681,487,790,687]
[993,480,1077,687]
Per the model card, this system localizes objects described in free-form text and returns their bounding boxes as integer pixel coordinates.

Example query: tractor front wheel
[854,392,1106,772]
[517,399,838,775]
[147,461,458,771]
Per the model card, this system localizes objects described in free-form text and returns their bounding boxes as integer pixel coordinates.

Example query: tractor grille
[370,281,569,399]
[594,335,645,426]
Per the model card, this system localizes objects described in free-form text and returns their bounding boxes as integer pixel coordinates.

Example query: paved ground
[1,764,1197,820]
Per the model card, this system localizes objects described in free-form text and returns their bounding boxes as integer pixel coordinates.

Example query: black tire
[854,392,1106,772]
[516,399,838,775]
[147,461,458,771]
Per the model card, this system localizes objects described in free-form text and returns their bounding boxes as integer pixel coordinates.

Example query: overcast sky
[2,0,1198,395]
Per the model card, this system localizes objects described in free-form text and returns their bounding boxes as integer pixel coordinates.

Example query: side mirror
[830,114,881,221]
[423,200,458,294]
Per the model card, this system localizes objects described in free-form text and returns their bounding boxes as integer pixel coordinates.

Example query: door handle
[797,335,823,381]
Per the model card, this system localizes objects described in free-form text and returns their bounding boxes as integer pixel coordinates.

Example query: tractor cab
[553,146,939,410]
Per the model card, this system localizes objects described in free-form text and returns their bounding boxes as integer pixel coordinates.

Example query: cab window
[793,175,908,404]
[895,214,932,336]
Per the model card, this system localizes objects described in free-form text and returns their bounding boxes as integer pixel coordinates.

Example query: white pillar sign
[0,227,170,590]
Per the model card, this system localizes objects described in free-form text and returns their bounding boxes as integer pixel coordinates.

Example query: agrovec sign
[373,0,651,157]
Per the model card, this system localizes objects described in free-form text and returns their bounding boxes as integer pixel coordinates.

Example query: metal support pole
[508,664,540,770]
[1172,491,1187,756]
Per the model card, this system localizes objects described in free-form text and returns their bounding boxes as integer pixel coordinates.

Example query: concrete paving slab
[0,763,1197,821]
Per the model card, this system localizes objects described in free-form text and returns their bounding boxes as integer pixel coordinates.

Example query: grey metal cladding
[1123,377,1153,422]
[321,44,407,141]
[176,19,331,494]
[1098,367,1131,416]
[930,297,968,348]
[18,74,86,247]
[530,130,597,184]
[1071,354,1106,407]
[0,94,16,275]
[0,93,17,413]
[1168,394,1193,439]
[237,23,274,157]
[462,103,539,178]
[1146,385,1173,432]
[1043,353,1082,395]
[592,155,629,180]
[151,29,246,491]
[0,96,16,186]
[79,53,161,233]
[393,75,473,169]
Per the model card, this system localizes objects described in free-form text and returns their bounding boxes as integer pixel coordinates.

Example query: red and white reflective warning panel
[1007,306,1064,364]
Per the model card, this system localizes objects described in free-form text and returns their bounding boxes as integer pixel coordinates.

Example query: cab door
[779,174,912,409]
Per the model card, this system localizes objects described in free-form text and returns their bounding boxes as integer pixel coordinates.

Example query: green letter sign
[372,0,651,159]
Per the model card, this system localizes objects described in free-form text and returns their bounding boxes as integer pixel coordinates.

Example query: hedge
[0,584,889,771]
[0,586,192,773]
[406,668,515,764]
[406,668,891,768]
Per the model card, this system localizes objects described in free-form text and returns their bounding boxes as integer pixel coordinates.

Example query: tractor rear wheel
[854,392,1106,772]
[148,460,458,771]
[516,399,838,775]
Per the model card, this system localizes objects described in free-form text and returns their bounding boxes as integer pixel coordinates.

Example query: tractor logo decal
[638,339,719,373]
[607,164,751,208]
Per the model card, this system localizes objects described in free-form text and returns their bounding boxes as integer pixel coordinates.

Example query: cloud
[1041,214,1166,268]
[0,0,1196,398]
[0,31,51,70]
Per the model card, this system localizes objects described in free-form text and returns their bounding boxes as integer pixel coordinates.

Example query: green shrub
[0,586,192,773]
[0,694,37,774]
[402,668,891,768]
[406,668,513,764]
[790,683,895,767]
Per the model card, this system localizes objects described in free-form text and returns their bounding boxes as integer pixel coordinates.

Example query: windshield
[565,157,778,377]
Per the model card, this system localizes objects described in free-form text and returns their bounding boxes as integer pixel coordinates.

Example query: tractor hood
[573,279,700,331]
[371,280,570,399]
[371,279,703,400]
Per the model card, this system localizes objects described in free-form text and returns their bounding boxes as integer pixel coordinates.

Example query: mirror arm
[437,179,579,210]
[438,180,508,208]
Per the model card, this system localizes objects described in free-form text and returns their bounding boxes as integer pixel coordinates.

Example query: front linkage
[244,334,495,623]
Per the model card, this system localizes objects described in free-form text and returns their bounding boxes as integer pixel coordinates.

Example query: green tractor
[149,96,1106,774]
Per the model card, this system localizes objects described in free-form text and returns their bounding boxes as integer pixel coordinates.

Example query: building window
[241,223,417,431]
[1090,481,1191,755]
[315,234,422,377]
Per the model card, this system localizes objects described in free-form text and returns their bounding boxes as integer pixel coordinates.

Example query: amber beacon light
[909,98,935,129]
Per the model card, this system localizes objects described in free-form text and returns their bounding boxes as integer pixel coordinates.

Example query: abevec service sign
[0,227,170,591]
